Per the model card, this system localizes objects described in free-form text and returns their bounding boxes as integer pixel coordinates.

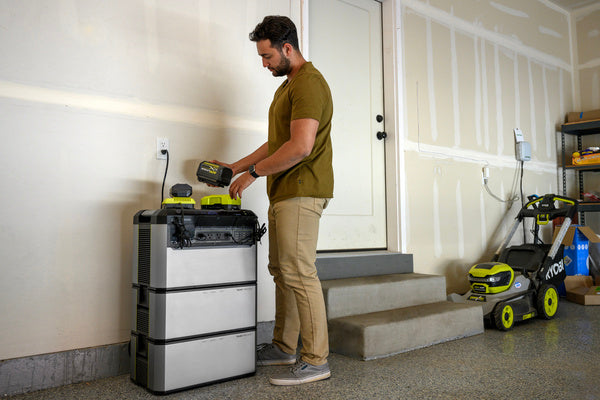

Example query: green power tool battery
[196,161,233,187]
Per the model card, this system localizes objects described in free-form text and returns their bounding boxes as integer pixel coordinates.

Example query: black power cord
[173,203,192,249]
[160,149,169,207]
[519,160,526,243]
[255,222,267,243]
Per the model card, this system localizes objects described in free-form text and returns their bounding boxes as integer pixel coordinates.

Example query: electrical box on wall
[513,128,531,162]
[516,141,531,161]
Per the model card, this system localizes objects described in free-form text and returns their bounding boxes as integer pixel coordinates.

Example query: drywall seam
[559,69,565,116]
[425,17,438,142]
[474,37,483,146]
[527,59,538,152]
[579,59,600,70]
[539,25,563,39]
[490,1,529,18]
[568,11,580,110]
[404,140,556,173]
[451,27,460,147]
[402,0,571,71]
[494,44,503,156]
[542,67,552,159]
[0,80,268,133]
[456,180,465,258]
[481,40,490,151]
[433,177,442,257]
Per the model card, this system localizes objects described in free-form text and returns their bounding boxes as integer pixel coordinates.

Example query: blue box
[558,225,600,276]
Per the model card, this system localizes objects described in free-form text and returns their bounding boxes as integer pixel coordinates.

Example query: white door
[309,0,387,250]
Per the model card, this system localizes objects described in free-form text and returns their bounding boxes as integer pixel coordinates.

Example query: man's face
[256,39,291,77]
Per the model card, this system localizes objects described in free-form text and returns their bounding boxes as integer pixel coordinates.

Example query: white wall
[395,0,575,293]
[0,0,299,360]
[576,6,600,111]
[0,0,586,362]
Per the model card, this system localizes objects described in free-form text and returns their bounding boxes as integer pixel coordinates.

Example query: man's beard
[271,52,292,77]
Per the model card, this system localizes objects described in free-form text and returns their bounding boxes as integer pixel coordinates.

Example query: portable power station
[130,202,262,394]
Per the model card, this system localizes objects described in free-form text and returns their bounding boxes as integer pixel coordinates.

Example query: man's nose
[262,59,269,68]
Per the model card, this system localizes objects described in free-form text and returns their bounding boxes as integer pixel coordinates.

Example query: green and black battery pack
[201,194,241,210]
[162,183,196,209]
[196,161,233,187]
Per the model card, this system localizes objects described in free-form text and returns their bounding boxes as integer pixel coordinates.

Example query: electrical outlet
[482,166,489,184]
[156,137,169,160]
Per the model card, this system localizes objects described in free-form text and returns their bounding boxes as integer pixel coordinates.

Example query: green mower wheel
[494,303,514,331]
[537,284,559,319]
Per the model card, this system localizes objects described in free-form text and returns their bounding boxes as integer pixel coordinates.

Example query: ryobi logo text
[545,260,564,280]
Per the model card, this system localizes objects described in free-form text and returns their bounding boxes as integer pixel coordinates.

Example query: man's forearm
[232,143,269,175]
[254,141,308,176]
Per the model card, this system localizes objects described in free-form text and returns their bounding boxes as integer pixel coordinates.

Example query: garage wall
[397,0,574,293]
[0,0,587,365]
[576,7,600,111]
[0,0,298,361]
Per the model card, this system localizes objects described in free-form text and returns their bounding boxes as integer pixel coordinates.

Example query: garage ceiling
[547,0,599,11]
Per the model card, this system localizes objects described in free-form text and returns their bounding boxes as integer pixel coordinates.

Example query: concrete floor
[7,300,600,400]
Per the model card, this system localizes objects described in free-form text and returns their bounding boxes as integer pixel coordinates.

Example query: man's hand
[210,160,237,175]
[229,172,256,200]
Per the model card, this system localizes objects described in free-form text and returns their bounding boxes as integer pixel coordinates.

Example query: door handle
[376,131,387,140]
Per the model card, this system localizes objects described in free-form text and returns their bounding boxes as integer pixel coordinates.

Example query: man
[213,15,333,386]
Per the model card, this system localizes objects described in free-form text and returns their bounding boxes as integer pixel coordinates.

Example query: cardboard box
[564,275,600,305]
[567,109,600,122]
[552,225,600,275]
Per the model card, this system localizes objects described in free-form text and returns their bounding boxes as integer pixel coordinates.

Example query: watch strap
[249,164,260,178]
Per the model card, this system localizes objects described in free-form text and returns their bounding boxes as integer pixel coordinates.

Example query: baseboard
[257,320,274,345]
[0,342,129,396]
[1,322,276,396]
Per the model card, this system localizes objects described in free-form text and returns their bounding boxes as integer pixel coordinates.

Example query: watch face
[249,165,259,177]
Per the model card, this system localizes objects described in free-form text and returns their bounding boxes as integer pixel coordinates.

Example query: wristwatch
[249,164,260,178]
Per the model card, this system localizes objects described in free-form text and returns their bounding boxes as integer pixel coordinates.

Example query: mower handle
[517,194,578,222]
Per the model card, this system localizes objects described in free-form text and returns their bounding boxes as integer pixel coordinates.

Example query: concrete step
[328,301,484,360]
[316,251,413,280]
[322,273,446,319]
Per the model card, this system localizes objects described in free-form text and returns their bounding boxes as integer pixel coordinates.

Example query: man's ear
[282,43,293,57]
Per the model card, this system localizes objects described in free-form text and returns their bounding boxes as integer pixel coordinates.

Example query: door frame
[381,0,406,253]
[297,0,406,253]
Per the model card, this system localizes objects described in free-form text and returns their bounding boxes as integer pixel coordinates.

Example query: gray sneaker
[256,343,296,366]
[269,360,331,386]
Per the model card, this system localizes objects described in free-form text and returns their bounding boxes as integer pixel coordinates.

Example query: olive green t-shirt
[266,62,334,203]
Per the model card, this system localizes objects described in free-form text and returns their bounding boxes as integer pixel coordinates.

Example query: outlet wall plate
[157,138,169,160]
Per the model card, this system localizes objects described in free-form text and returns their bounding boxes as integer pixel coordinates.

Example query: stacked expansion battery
[131,208,259,394]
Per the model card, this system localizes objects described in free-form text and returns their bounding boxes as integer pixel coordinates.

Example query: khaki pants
[268,197,329,366]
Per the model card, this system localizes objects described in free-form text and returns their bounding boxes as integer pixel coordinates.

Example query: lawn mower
[449,194,578,331]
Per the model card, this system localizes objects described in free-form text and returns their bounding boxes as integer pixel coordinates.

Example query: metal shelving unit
[561,119,600,223]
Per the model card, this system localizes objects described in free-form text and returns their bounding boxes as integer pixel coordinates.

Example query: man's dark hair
[249,16,299,51]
